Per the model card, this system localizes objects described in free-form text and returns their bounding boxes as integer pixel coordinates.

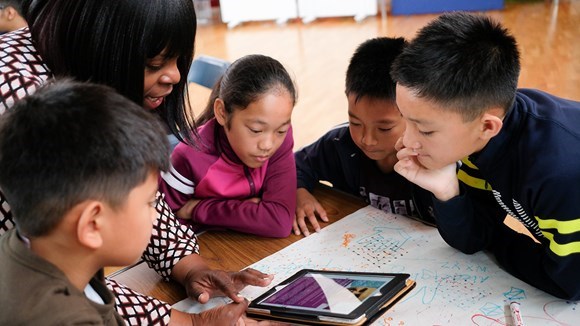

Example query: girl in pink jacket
[160,54,297,237]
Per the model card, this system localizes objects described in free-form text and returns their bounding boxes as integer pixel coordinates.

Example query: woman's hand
[184,267,274,304]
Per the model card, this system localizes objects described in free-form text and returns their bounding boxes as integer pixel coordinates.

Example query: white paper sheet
[174,206,578,325]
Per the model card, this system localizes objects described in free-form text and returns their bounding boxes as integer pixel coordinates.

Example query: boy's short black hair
[390,12,520,121]
[345,37,407,103]
[0,80,170,237]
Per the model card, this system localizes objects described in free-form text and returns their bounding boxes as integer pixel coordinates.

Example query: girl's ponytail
[196,76,223,126]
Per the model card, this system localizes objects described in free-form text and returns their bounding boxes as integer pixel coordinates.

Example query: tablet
[247,269,415,325]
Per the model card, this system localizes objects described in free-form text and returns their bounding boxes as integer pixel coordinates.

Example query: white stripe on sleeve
[161,165,195,195]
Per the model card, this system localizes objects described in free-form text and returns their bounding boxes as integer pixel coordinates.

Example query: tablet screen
[255,271,395,314]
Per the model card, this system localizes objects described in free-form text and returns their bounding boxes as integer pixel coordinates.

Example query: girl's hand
[245,197,261,204]
[394,137,459,201]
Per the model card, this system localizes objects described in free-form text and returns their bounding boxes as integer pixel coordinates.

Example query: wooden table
[109,186,366,305]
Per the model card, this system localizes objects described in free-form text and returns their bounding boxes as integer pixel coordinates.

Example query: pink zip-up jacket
[159,118,296,238]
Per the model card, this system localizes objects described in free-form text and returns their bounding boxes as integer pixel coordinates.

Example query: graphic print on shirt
[365,191,415,216]
[358,156,417,217]
[459,158,544,240]
[491,190,543,239]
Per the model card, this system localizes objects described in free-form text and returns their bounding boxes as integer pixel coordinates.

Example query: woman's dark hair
[196,54,297,127]
[23,0,197,143]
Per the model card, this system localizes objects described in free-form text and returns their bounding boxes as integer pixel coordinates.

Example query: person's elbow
[267,227,293,238]
[250,224,291,238]
[446,239,480,255]
[559,278,580,301]
[439,231,483,255]
[567,290,580,301]
[266,217,293,238]
[261,209,294,238]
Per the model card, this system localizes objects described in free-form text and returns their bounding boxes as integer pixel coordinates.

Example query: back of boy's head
[390,12,521,121]
[0,80,170,238]
[0,0,23,13]
[197,54,297,127]
[346,37,407,103]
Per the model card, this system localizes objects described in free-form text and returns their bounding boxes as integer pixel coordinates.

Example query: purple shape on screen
[264,276,353,309]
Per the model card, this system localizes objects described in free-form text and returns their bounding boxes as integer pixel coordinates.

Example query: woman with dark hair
[24,0,196,145]
[0,1,276,324]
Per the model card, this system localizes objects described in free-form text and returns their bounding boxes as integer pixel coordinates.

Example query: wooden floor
[190,1,580,150]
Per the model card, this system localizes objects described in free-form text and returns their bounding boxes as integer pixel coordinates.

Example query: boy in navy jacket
[294,37,435,236]
[392,12,580,300]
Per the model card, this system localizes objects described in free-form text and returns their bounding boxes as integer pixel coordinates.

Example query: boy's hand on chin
[394,138,459,202]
